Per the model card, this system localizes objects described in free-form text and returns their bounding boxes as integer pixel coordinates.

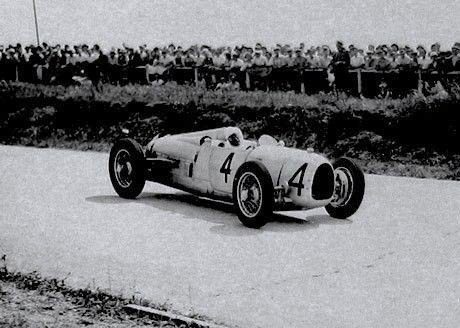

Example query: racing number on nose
[288,163,308,196]
[220,153,235,183]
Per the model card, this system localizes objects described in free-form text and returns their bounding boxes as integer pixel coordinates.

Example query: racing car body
[109,127,365,228]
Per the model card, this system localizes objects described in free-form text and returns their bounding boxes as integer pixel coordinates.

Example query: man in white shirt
[159,50,174,67]
[395,50,412,68]
[305,49,319,68]
[251,51,268,66]
[284,48,295,67]
[269,47,286,68]
[416,45,432,70]
[317,47,332,69]
[350,47,365,68]
[230,53,245,71]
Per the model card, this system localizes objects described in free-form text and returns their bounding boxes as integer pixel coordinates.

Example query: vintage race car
[109,127,365,228]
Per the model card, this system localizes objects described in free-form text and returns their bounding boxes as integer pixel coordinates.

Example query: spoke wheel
[237,172,263,218]
[109,138,145,199]
[114,149,134,188]
[330,167,354,207]
[233,162,274,229]
[325,157,365,219]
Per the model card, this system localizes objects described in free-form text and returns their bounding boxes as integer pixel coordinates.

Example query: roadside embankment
[1,82,458,180]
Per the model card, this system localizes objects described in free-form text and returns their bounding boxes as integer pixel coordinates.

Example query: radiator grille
[312,164,335,200]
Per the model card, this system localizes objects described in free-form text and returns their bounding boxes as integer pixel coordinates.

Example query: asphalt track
[1,145,459,328]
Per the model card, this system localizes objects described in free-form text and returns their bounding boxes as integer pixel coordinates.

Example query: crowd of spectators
[1,41,459,92]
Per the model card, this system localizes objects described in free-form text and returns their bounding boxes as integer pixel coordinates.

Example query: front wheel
[233,162,274,229]
[109,138,145,199]
[325,157,365,219]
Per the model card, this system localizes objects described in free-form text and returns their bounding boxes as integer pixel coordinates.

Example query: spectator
[212,49,226,68]
[241,52,253,70]
[251,50,268,66]
[1,40,458,94]
[230,52,244,71]
[173,48,184,66]
[331,41,350,90]
[293,49,307,68]
[388,51,399,70]
[367,44,375,55]
[446,42,460,71]
[159,50,173,67]
[395,50,412,69]
[222,52,232,69]
[282,48,294,67]
[107,49,119,83]
[183,49,196,67]
[317,46,332,69]
[150,73,164,87]
[201,49,214,67]
[194,50,205,66]
[408,51,420,70]
[430,43,441,56]
[364,50,376,70]
[269,47,286,68]
[265,50,272,64]
[428,51,440,71]
[117,49,129,84]
[417,46,433,70]
[215,76,227,90]
[250,50,269,90]
[350,47,365,69]
[226,73,240,91]
[374,49,391,71]
[305,49,319,68]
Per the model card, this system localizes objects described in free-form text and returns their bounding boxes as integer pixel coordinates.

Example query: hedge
[0,82,459,178]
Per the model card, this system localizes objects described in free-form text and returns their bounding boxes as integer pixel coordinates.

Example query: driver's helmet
[225,127,243,147]
[228,133,241,147]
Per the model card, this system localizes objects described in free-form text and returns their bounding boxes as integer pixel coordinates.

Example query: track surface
[1,146,459,328]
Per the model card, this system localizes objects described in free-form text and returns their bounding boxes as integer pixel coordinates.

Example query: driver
[225,127,244,147]
[228,132,241,147]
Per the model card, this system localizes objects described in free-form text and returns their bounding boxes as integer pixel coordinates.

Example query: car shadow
[86,192,351,236]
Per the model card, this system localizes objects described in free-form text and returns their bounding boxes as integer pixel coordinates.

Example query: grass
[0,255,217,327]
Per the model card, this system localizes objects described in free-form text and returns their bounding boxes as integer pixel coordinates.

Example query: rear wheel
[233,162,274,228]
[109,138,145,199]
[325,157,365,219]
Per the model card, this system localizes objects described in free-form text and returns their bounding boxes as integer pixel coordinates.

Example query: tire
[232,162,274,228]
[109,138,145,199]
[325,157,365,219]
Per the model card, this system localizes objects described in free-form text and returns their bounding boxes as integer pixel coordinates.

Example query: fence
[3,63,460,97]
[170,67,460,97]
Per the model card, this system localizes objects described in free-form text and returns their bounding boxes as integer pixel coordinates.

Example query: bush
[0,82,459,180]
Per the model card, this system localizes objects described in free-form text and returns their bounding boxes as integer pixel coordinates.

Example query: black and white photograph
[0,1,459,327]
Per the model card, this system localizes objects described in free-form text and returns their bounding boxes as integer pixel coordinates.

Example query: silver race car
[109,127,365,228]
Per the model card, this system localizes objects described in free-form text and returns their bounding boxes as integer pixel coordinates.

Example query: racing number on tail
[220,153,235,183]
[288,163,308,196]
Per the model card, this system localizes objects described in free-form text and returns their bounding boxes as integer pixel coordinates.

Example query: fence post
[357,69,362,96]
[417,69,422,92]
[245,71,251,90]
[194,67,198,87]
[300,70,305,93]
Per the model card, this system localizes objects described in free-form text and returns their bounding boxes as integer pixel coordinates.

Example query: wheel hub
[330,167,354,207]
[238,172,263,218]
[114,150,133,188]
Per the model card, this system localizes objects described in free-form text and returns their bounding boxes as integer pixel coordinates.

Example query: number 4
[220,153,235,183]
[288,163,308,196]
